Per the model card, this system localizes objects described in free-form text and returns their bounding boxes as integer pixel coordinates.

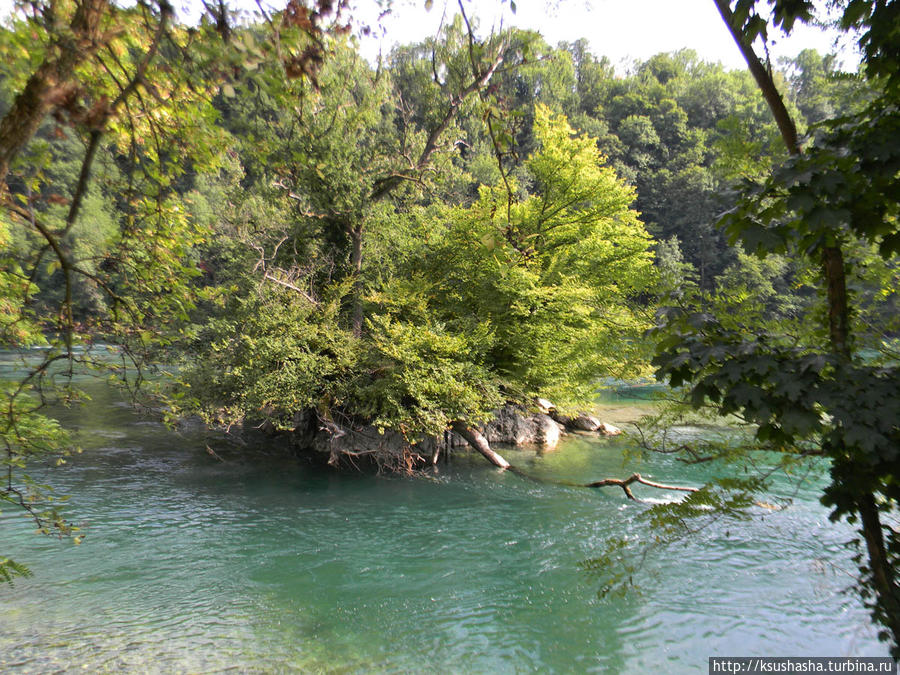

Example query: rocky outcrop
[284,401,620,469]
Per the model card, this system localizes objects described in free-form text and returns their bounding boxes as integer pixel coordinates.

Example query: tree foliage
[181,101,655,440]
[648,0,900,654]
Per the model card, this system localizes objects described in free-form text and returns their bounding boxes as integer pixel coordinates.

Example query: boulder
[597,422,622,436]
[483,405,537,445]
[482,405,562,447]
[533,413,560,448]
[568,414,602,432]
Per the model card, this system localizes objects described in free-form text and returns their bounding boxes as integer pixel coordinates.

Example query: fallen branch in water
[205,445,225,462]
[585,473,699,500]
[451,421,510,469]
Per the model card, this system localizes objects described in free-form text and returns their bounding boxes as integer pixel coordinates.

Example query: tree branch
[262,272,319,306]
[585,473,699,500]
[65,0,171,232]
[0,0,109,184]
[369,35,505,203]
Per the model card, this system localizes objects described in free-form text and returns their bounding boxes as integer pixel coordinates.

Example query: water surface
[0,377,886,673]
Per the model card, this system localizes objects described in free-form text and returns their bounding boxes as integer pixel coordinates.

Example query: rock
[287,403,567,467]
[535,397,556,413]
[448,431,468,447]
[482,405,561,447]
[290,408,319,448]
[483,405,537,445]
[556,414,621,435]
[310,423,410,463]
[597,422,622,436]
[533,414,560,448]
[569,414,602,432]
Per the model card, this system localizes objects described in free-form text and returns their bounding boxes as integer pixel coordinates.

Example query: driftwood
[585,473,699,500]
[451,421,510,469]
[447,419,696,500]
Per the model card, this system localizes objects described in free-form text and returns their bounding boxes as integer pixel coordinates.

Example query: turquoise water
[0,376,888,673]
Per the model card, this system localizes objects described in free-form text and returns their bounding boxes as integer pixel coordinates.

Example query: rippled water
[0,374,888,673]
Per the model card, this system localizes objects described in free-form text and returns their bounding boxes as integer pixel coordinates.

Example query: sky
[347,0,860,72]
[0,0,860,72]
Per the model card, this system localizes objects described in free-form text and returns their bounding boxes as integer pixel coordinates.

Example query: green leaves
[352,315,502,436]
[179,287,358,430]
[0,558,33,585]
[722,104,900,260]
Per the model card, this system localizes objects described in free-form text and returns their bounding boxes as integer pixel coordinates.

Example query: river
[0,371,889,673]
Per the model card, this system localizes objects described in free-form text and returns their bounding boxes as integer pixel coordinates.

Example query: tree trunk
[712,0,900,649]
[858,491,900,645]
[822,245,851,359]
[712,0,800,155]
[0,0,109,185]
[350,223,364,336]
[451,421,510,469]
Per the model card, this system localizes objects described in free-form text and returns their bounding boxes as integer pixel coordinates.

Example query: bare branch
[262,272,319,306]
[585,473,699,501]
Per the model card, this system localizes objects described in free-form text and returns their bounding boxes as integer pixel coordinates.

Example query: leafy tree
[649,0,900,654]
[180,103,655,469]
[404,105,655,407]
[0,0,347,581]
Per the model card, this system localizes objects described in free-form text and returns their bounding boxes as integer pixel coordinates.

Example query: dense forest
[1,0,898,656]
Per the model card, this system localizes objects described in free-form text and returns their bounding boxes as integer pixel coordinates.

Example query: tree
[399,105,655,408]
[0,0,190,583]
[650,0,900,654]
[179,98,656,470]
[0,0,349,581]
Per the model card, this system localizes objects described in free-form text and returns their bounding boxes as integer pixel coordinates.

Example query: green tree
[0,0,345,582]
[181,103,655,469]
[650,0,900,653]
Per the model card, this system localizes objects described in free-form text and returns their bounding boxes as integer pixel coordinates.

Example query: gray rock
[287,403,565,466]
[483,405,537,445]
[533,413,560,447]
[482,405,562,447]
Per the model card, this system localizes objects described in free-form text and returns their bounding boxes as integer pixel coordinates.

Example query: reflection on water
[0,379,887,673]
